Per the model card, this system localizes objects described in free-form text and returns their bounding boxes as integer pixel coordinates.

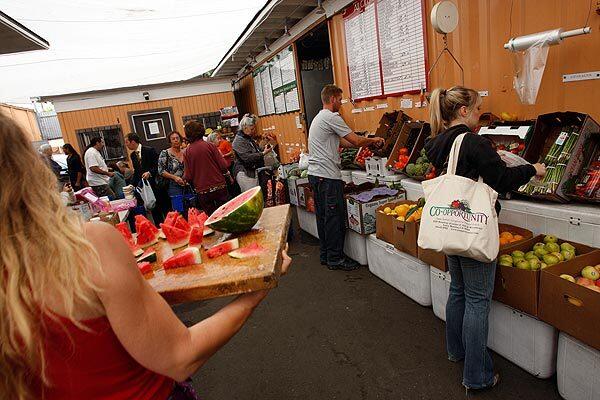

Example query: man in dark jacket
[125,133,165,223]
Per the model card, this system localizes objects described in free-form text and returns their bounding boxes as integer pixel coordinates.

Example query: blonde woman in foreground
[0,112,291,400]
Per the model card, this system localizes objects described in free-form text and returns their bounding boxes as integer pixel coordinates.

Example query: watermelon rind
[228,243,266,259]
[163,247,202,270]
[203,227,214,236]
[206,238,240,259]
[160,223,190,249]
[137,261,153,274]
[205,187,264,233]
[137,248,157,263]
[158,230,166,240]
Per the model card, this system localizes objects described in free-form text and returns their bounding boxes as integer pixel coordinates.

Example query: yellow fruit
[396,216,405,221]
[384,207,392,214]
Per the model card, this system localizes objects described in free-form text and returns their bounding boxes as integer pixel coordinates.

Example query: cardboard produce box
[376,200,416,245]
[539,250,600,350]
[498,223,534,249]
[494,235,596,317]
[288,178,308,206]
[518,112,600,203]
[304,185,315,213]
[393,220,420,258]
[418,248,448,272]
[373,110,411,158]
[386,121,430,173]
[346,187,406,235]
[278,162,299,179]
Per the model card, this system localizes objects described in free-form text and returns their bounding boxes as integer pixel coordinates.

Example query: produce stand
[146,205,291,304]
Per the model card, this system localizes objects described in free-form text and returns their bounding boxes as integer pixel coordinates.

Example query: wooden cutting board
[145,204,291,304]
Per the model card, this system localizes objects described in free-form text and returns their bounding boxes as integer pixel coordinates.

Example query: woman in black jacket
[424,86,546,391]
[62,143,86,190]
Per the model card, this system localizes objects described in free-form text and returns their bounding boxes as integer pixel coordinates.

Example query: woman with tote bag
[422,86,546,391]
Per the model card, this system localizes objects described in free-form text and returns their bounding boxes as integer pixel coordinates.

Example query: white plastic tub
[430,267,451,322]
[399,177,424,201]
[488,300,558,378]
[366,234,431,306]
[344,229,368,265]
[351,170,371,185]
[557,332,600,400]
[296,206,319,239]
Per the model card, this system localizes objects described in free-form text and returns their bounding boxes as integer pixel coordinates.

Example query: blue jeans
[446,255,496,389]
[168,181,185,198]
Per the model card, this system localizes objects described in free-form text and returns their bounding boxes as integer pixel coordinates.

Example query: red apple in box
[576,277,594,287]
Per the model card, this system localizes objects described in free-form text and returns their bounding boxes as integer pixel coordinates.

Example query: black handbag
[156,150,171,191]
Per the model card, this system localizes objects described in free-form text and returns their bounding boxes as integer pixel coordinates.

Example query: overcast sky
[0,0,266,107]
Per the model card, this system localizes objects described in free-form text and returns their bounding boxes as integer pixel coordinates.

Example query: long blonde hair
[0,113,102,399]
[429,86,480,135]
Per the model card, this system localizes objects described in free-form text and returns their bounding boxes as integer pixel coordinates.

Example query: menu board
[343,0,382,99]
[252,46,300,116]
[343,0,427,100]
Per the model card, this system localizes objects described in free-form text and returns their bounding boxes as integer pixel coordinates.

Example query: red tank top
[42,314,174,400]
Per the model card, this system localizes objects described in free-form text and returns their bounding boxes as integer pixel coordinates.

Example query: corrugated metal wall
[0,103,42,141]
[57,91,235,153]
[329,0,600,129]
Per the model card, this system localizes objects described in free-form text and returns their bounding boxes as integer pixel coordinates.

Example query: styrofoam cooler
[296,206,319,239]
[366,234,431,306]
[341,170,353,184]
[400,177,424,201]
[351,170,371,185]
[430,267,451,322]
[344,229,368,265]
[488,300,558,378]
[498,199,600,248]
[557,332,600,400]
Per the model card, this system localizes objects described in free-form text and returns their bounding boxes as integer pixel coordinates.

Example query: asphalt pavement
[174,218,561,400]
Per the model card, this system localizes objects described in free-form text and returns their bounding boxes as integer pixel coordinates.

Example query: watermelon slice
[137,261,153,274]
[160,223,189,249]
[116,222,133,241]
[135,215,159,235]
[188,208,208,228]
[188,226,204,248]
[163,247,202,270]
[204,227,214,236]
[205,187,264,233]
[136,221,159,248]
[206,238,240,259]
[136,247,157,263]
[229,242,266,259]
[174,214,191,232]
[163,211,179,227]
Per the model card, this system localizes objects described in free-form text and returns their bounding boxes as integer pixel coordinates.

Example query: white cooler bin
[488,300,558,378]
[366,234,431,306]
[296,207,319,239]
[400,177,424,201]
[557,332,600,400]
[344,229,368,265]
[341,170,353,184]
[430,267,451,322]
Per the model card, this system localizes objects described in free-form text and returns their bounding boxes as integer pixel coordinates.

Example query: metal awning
[0,10,49,55]
[212,0,321,77]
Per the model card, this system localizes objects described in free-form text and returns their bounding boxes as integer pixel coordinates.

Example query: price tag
[376,103,388,109]
[400,99,413,109]
[555,131,569,146]
[364,106,375,112]
[351,108,363,114]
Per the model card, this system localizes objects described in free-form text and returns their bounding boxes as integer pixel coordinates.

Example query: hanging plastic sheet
[511,29,560,105]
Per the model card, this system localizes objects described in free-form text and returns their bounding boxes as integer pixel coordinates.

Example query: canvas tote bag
[417,133,499,263]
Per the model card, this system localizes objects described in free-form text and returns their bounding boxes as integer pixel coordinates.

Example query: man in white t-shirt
[84,137,115,198]
[308,84,384,271]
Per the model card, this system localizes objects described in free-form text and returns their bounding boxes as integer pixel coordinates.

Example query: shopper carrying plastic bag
[421,86,546,392]
[136,178,156,210]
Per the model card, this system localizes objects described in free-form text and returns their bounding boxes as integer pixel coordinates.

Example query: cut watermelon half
[115,222,133,241]
[160,223,189,249]
[188,225,204,248]
[163,247,202,270]
[137,261,153,274]
[136,247,157,263]
[206,238,240,259]
[135,215,159,235]
[188,208,208,228]
[229,242,266,259]
[205,187,264,233]
[174,214,191,232]
[136,221,159,248]
[163,211,180,227]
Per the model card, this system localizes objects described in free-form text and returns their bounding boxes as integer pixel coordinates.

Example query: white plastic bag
[418,134,500,263]
[136,179,156,210]
[299,152,310,170]
[512,30,555,105]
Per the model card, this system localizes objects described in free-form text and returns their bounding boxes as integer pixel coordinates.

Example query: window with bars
[182,112,222,129]
[76,125,125,161]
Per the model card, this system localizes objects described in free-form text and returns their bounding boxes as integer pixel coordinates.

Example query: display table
[400,178,600,248]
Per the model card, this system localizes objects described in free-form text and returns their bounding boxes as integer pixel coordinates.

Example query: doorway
[128,107,174,152]
[296,22,334,129]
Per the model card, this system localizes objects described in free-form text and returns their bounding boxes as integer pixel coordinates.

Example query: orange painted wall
[0,103,42,141]
[329,0,600,130]
[236,73,307,164]
[57,91,235,153]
